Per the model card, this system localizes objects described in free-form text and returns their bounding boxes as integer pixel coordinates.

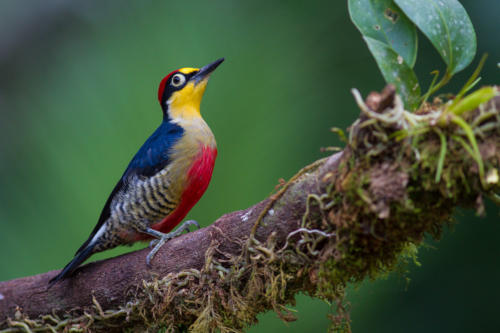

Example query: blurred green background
[0,1,499,332]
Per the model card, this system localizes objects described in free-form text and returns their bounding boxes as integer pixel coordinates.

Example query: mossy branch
[0,85,499,333]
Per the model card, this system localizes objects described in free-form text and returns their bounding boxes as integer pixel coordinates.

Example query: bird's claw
[149,238,159,248]
[146,220,201,267]
[146,237,168,268]
[182,219,201,232]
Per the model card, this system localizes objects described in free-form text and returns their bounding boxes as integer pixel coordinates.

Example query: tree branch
[1,86,499,332]
[0,153,337,331]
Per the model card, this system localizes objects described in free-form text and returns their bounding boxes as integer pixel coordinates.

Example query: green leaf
[348,0,418,67]
[448,86,498,116]
[364,36,420,109]
[395,0,476,74]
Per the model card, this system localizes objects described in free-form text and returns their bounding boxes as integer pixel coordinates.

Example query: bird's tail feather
[48,244,94,288]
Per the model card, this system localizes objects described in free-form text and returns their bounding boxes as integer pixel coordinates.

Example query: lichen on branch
[0,86,498,333]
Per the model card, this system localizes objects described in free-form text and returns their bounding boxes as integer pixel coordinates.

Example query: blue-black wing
[74,120,184,255]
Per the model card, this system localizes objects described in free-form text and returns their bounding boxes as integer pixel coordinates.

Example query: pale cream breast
[167,116,216,197]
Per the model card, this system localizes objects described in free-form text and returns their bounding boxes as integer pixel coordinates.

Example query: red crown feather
[157,70,178,104]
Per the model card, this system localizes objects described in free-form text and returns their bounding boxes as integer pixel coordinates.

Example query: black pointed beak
[192,58,224,83]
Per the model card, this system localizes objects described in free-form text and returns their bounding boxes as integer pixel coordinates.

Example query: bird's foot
[145,220,201,267]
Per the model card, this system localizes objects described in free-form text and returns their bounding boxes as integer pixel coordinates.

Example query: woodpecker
[49,58,224,285]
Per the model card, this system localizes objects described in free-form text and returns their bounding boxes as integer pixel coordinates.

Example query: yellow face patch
[168,78,209,120]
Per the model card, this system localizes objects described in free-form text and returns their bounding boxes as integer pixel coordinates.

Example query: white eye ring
[171,73,186,87]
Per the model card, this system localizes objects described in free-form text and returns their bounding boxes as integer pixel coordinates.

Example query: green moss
[311,90,499,331]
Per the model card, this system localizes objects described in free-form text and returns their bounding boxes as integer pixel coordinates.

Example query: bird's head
[158,58,224,121]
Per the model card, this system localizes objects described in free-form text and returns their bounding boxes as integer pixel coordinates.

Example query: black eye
[171,73,186,87]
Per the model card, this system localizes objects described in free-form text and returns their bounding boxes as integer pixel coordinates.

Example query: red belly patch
[140,145,217,239]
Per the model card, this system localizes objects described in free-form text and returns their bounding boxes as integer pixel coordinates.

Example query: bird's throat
[168,80,208,120]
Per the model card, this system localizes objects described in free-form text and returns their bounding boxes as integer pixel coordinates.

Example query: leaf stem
[434,128,447,183]
[422,70,452,105]
[450,115,486,188]
[453,53,488,103]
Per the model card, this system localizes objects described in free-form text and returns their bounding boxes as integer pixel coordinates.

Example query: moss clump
[312,89,499,331]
